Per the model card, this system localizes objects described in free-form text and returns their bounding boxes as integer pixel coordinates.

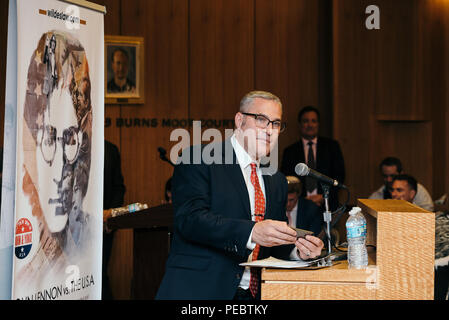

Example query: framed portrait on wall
[105,35,144,104]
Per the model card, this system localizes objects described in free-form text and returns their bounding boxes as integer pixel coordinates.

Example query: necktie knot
[249,162,264,219]
[250,162,257,172]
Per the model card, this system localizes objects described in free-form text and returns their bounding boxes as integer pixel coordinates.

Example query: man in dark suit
[280,106,345,211]
[156,91,324,300]
[102,140,126,300]
[285,176,322,235]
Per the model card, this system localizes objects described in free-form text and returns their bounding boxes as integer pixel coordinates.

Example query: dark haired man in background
[285,176,322,235]
[281,106,345,211]
[390,174,418,203]
[369,157,433,211]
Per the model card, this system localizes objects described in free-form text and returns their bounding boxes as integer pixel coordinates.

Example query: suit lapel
[262,174,272,219]
[222,140,251,219]
[228,163,251,219]
[298,140,305,163]
[295,198,303,228]
[316,136,323,169]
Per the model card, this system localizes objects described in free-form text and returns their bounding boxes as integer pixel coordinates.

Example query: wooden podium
[261,199,435,300]
[107,204,173,299]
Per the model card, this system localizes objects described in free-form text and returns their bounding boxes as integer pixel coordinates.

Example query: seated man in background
[435,193,448,213]
[392,175,449,299]
[390,174,418,204]
[434,192,449,300]
[369,157,434,211]
[286,176,322,235]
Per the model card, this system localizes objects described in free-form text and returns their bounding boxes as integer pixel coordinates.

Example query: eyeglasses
[241,112,286,132]
[38,125,81,166]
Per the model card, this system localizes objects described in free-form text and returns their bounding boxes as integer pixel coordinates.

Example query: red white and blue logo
[15,218,33,259]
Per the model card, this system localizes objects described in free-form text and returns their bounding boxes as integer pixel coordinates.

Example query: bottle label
[128,203,138,213]
[346,224,366,239]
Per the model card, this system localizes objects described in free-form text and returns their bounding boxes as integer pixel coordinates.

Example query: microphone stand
[321,183,333,266]
[158,147,175,167]
[161,156,175,167]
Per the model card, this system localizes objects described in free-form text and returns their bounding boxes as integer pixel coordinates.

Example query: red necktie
[249,163,265,298]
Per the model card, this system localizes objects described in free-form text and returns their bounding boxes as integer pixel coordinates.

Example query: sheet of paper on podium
[239,256,331,269]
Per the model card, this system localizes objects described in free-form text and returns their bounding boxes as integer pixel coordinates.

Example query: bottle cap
[349,206,361,216]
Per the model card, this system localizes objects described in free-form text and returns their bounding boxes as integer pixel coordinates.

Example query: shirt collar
[302,136,318,146]
[230,134,260,169]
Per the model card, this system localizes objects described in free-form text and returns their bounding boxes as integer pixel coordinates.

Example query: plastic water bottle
[346,207,368,269]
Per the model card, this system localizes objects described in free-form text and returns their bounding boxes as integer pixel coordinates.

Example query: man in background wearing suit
[285,176,322,235]
[156,91,324,300]
[281,106,345,211]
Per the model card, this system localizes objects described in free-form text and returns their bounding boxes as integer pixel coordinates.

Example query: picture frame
[105,35,144,104]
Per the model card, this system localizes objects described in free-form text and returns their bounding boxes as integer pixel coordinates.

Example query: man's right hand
[251,219,297,247]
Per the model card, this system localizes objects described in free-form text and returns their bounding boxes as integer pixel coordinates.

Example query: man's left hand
[295,235,324,260]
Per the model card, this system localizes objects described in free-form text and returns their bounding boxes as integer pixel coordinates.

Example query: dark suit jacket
[156,140,294,300]
[102,140,126,299]
[295,197,323,235]
[103,140,126,210]
[280,136,345,210]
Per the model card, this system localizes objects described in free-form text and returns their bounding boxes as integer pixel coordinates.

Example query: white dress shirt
[286,202,298,228]
[231,135,301,289]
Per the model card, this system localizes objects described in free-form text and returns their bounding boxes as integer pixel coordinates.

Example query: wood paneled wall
[1,0,448,300]
[333,0,449,205]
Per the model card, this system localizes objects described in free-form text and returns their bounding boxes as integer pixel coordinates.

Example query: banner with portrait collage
[1,0,105,300]
[0,0,18,301]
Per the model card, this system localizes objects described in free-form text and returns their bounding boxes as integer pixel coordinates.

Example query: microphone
[157,147,175,167]
[295,163,347,189]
